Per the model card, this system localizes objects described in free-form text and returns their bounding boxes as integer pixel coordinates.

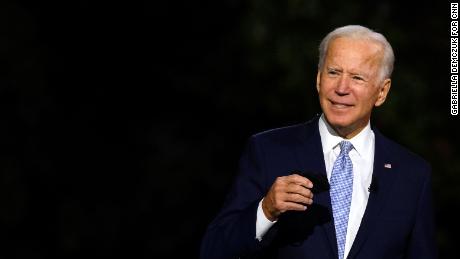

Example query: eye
[327,69,339,76]
[352,75,365,81]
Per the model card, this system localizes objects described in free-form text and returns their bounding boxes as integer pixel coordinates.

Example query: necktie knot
[339,140,353,155]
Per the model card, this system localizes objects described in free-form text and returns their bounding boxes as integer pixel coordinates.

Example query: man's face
[316,37,391,138]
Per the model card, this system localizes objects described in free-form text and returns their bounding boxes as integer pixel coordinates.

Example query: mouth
[329,100,353,109]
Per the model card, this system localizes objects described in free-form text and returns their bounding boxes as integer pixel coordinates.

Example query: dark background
[0,0,458,258]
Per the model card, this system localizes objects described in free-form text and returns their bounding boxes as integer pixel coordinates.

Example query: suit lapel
[294,116,338,258]
[346,128,397,258]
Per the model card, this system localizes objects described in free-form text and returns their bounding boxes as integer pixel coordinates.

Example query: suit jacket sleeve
[406,164,438,259]
[200,135,272,259]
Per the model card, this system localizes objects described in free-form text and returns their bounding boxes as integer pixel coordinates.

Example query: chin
[324,112,355,130]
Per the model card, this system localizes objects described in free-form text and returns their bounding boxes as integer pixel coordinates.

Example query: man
[200,25,437,259]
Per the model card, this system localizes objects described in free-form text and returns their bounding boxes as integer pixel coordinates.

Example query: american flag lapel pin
[384,163,392,169]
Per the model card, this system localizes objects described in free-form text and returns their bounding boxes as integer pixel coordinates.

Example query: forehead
[325,37,383,72]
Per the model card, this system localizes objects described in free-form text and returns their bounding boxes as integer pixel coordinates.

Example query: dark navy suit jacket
[201,116,437,259]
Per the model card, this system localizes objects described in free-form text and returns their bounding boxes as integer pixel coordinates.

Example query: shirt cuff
[256,199,277,241]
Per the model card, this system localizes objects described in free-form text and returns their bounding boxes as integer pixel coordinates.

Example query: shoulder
[250,117,318,146]
[377,131,431,175]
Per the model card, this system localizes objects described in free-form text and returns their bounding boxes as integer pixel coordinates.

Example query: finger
[281,201,308,212]
[285,193,313,205]
[286,184,314,199]
[287,174,313,189]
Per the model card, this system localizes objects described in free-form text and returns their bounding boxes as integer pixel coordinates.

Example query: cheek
[359,90,379,108]
[318,81,335,96]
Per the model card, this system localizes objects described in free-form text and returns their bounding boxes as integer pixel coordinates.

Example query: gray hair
[318,25,395,81]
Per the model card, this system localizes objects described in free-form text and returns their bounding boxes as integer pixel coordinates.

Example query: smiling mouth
[330,100,353,109]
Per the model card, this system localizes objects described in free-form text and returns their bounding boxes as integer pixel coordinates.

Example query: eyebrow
[326,67,369,79]
[326,67,342,72]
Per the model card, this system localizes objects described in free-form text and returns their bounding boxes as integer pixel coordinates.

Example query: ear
[375,78,391,107]
[316,70,321,93]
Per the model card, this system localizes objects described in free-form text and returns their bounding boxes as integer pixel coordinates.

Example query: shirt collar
[318,114,373,157]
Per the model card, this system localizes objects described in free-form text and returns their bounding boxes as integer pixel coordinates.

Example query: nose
[335,75,350,96]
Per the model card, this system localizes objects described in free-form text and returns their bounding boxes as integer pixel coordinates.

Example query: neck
[322,115,370,140]
[332,124,366,139]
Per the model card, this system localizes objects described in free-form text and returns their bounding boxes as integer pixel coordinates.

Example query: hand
[262,174,314,221]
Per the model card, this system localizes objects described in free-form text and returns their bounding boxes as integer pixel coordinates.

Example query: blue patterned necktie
[330,141,354,259]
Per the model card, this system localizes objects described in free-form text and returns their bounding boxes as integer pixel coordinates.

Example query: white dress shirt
[256,114,375,259]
